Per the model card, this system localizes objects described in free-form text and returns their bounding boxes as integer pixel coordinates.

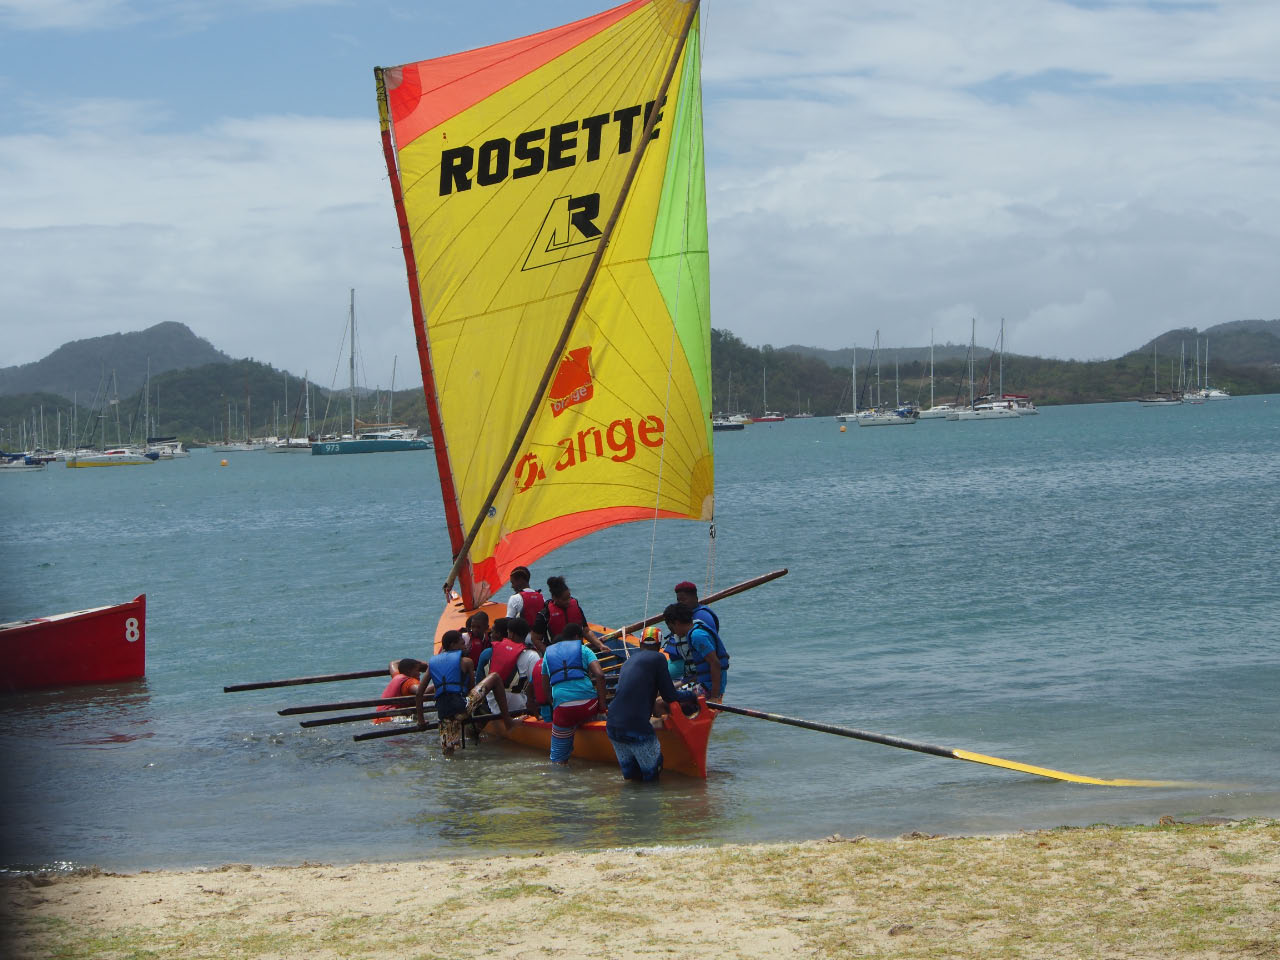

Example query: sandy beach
[5,818,1277,959]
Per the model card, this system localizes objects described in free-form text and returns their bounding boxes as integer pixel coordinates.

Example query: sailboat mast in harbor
[348,288,357,440]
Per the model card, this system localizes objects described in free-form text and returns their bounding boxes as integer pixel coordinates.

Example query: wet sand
[6,819,1277,959]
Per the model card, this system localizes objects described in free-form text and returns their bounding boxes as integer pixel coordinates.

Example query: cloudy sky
[2,0,1276,385]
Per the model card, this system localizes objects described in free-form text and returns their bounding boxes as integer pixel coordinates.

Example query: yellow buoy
[220,459,228,466]
[839,425,847,433]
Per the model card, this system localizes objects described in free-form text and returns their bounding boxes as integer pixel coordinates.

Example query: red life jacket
[545,597,586,639]
[462,630,489,663]
[490,638,526,685]
[373,673,415,722]
[530,658,550,706]
[518,588,545,623]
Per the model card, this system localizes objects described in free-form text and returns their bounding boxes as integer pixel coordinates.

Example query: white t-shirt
[506,592,524,619]
[487,648,540,713]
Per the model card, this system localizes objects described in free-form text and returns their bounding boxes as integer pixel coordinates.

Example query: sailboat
[1187,337,1230,401]
[836,344,859,422]
[374,0,718,774]
[311,291,432,455]
[753,366,785,422]
[954,320,1020,420]
[855,332,917,426]
[1137,340,1180,406]
[268,372,314,451]
[67,371,159,466]
[918,329,956,420]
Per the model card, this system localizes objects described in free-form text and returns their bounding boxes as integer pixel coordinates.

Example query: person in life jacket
[373,658,425,724]
[661,602,729,699]
[417,630,476,756]
[473,616,539,716]
[461,611,492,664]
[505,565,545,634]
[530,575,601,652]
[540,622,610,764]
[529,655,553,722]
[673,580,720,633]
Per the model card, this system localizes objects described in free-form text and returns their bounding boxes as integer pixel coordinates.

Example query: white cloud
[2,0,1279,374]
[702,0,1280,358]
[0,106,417,383]
[0,0,134,31]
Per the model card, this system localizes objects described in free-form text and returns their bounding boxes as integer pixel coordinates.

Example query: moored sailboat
[374,0,717,773]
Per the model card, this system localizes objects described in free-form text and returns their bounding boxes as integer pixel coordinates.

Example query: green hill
[0,322,232,401]
[3,319,1278,448]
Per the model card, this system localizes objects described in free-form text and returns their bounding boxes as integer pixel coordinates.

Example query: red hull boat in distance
[0,594,146,692]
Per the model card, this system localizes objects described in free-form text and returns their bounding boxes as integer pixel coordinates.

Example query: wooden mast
[375,68,477,605]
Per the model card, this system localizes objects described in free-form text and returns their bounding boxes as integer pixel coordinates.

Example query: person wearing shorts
[541,625,609,764]
[605,631,698,781]
[417,630,475,756]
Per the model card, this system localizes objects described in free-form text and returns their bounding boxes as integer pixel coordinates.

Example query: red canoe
[0,594,146,692]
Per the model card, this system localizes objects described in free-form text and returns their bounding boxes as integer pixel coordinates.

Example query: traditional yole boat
[374,0,717,775]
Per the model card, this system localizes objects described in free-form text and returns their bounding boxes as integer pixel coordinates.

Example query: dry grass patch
[5,819,1277,960]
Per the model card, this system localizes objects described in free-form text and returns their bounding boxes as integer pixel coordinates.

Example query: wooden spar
[597,568,788,642]
[440,0,704,604]
[300,707,420,728]
[224,669,387,693]
[708,702,1196,787]
[374,66,476,605]
[355,719,432,742]
[354,711,528,743]
[278,694,429,716]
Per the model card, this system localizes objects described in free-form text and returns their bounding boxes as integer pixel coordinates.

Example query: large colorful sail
[377,0,712,608]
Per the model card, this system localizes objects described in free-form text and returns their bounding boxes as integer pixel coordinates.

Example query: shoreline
[6,818,1276,959]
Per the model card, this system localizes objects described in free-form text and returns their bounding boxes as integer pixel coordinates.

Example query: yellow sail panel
[382,0,710,604]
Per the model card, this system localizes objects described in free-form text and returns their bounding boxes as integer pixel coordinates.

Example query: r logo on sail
[524,194,602,271]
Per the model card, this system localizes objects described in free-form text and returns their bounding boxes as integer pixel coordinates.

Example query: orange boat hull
[436,597,714,778]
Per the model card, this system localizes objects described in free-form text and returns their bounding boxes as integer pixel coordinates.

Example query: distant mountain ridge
[779,319,1280,371]
[0,322,232,401]
[3,318,1277,446]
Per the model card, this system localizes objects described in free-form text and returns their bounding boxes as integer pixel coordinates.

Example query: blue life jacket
[543,640,587,687]
[428,649,465,695]
[663,623,728,692]
[692,603,720,632]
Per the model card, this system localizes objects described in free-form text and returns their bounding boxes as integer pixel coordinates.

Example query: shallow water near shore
[2,397,1278,870]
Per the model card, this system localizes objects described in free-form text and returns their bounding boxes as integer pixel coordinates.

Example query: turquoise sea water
[2,397,1278,871]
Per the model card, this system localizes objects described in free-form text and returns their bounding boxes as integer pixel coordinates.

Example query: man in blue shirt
[606,631,698,781]
[674,581,719,633]
[661,602,728,698]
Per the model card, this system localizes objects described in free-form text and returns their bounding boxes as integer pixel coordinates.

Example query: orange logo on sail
[549,347,593,417]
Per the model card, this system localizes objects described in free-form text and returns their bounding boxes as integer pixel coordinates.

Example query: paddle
[300,707,419,728]
[353,710,528,743]
[278,694,431,716]
[224,668,389,693]
[595,568,788,643]
[707,701,1194,787]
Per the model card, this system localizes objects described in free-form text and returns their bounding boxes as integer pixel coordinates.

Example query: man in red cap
[674,581,718,634]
